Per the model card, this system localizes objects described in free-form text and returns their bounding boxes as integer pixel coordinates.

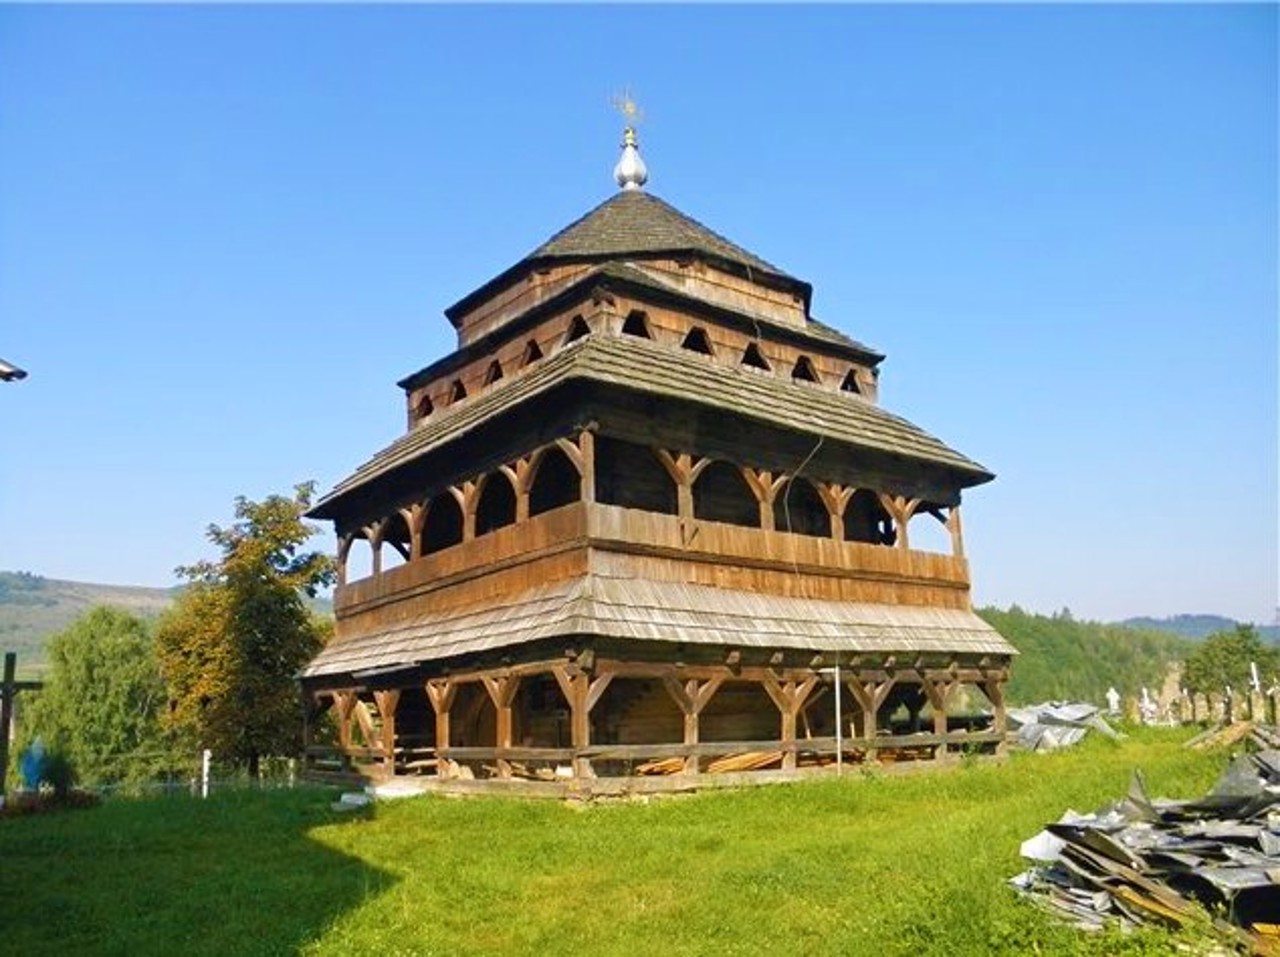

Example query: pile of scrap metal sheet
[1006,701,1121,751]
[1011,751,1280,949]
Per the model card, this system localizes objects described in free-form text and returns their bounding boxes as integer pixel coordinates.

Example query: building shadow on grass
[0,787,396,956]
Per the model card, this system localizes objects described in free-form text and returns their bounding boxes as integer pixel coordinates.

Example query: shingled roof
[446,191,810,323]
[313,332,991,518]
[303,577,1016,678]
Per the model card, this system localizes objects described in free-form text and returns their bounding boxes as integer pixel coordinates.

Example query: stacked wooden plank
[1011,752,1280,950]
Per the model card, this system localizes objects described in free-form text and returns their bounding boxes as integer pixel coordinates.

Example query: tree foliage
[17,606,171,786]
[979,606,1193,705]
[155,483,335,776]
[1183,625,1279,696]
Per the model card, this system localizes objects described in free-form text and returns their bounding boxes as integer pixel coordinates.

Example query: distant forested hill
[1118,614,1280,643]
[980,606,1193,706]
[0,571,332,676]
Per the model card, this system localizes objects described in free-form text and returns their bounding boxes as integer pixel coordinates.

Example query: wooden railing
[302,730,1007,782]
[335,501,970,616]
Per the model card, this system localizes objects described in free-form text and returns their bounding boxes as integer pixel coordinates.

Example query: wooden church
[301,121,1016,789]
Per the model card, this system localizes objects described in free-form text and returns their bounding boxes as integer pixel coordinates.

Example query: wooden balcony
[335,501,970,620]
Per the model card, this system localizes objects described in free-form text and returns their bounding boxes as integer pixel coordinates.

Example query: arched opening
[595,435,677,514]
[344,536,374,583]
[791,356,819,383]
[564,315,590,345]
[449,379,467,404]
[380,512,411,571]
[773,478,830,538]
[483,360,503,386]
[422,492,464,554]
[413,393,434,421]
[908,505,952,555]
[474,472,517,535]
[528,446,581,516]
[741,342,771,371]
[693,461,759,528]
[841,370,862,395]
[844,489,896,546]
[621,310,652,338]
[681,327,714,355]
[521,340,544,367]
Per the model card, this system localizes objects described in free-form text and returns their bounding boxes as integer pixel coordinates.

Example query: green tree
[17,606,172,787]
[1183,624,1279,696]
[156,483,335,778]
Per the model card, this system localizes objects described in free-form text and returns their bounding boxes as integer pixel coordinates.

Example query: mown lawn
[0,729,1230,956]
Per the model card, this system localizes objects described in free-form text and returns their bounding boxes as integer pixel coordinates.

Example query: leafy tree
[16,606,172,786]
[1183,624,1279,696]
[156,483,335,778]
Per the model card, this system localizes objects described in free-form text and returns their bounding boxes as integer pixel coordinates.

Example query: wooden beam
[481,675,522,778]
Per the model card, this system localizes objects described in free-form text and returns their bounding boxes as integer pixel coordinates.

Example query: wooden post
[552,666,613,779]
[481,675,522,779]
[373,690,400,777]
[425,679,457,778]
[662,675,725,773]
[945,506,965,558]
[844,674,896,762]
[923,678,954,756]
[817,482,854,544]
[655,450,710,524]
[0,653,14,797]
[578,430,596,504]
[761,671,818,771]
[742,468,782,533]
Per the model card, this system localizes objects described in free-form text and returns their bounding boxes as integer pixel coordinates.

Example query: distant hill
[979,606,1193,705]
[1117,614,1280,643]
[0,571,332,676]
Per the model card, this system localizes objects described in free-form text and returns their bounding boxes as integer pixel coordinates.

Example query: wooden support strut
[551,665,613,779]
[842,674,897,760]
[921,678,955,756]
[425,679,458,778]
[760,671,818,771]
[661,675,725,773]
[372,689,400,776]
[480,675,522,778]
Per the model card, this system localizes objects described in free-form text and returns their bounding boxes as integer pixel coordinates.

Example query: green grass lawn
[0,729,1230,956]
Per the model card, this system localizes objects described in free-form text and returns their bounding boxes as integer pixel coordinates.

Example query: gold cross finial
[611,89,644,130]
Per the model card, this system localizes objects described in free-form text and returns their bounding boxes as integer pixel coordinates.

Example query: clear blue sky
[1,5,1275,624]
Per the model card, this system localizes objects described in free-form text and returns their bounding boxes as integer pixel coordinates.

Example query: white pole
[835,661,843,777]
[201,748,211,799]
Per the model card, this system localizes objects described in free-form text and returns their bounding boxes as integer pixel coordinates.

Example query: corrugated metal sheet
[303,575,1016,678]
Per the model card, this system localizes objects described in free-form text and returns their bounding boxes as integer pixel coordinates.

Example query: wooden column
[655,450,710,523]
[364,520,385,577]
[372,689,401,777]
[335,534,354,587]
[878,494,922,551]
[552,666,613,779]
[761,671,819,771]
[945,506,965,559]
[843,674,896,761]
[578,430,596,504]
[455,483,476,541]
[662,675,725,773]
[981,675,1007,739]
[425,679,458,778]
[334,690,358,772]
[742,468,784,532]
[817,483,854,544]
[405,503,427,560]
[481,675,522,779]
[922,678,955,756]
